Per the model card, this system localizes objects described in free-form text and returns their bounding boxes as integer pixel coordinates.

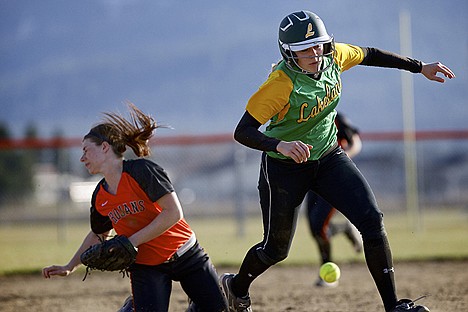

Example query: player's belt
[268,142,339,164]
[319,142,338,160]
[165,234,197,263]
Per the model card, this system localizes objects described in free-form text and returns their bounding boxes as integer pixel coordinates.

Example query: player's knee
[310,224,323,237]
[314,234,329,249]
[256,247,288,265]
[357,210,385,241]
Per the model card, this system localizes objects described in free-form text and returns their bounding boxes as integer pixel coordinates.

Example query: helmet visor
[281,34,332,52]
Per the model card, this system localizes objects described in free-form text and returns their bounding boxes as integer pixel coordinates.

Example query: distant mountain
[1,0,466,138]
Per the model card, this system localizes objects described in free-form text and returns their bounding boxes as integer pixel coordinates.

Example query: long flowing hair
[84,102,164,157]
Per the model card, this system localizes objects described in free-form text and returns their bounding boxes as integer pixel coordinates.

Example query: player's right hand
[277,141,313,163]
[42,265,72,278]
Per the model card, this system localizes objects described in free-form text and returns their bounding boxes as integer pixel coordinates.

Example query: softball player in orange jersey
[43,103,227,312]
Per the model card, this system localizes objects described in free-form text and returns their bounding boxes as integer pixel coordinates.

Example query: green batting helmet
[278,11,335,74]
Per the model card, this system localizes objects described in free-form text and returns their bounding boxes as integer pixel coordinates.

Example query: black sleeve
[360,47,422,73]
[126,159,175,202]
[90,183,113,234]
[234,111,281,152]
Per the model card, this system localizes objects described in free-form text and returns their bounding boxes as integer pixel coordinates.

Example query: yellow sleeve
[246,70,293,125]
[334,43,365,72]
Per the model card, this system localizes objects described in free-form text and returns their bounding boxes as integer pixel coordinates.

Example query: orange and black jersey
[89,158,193,265]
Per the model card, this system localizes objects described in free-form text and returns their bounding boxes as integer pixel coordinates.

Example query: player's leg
[316,150,430,311]
[306,191,341,287]
[129,264,172,311]
[326,216,363,252]
[176,243,227,312]
[314,150,399,311]
[306,191,336,264]
[343,219,363,252]
[226,154,312,308]
[117,295,134,312]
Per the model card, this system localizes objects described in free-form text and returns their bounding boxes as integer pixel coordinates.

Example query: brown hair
[84,102,162,157]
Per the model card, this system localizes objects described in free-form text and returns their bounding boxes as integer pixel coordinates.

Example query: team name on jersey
[108,200,146,224]
[297,80,342,123]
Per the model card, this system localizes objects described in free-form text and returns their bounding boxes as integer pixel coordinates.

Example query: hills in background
[0,0,466,139]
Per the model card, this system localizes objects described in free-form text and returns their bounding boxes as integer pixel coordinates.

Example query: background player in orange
[306,112,363,287]
[42,103,227,312]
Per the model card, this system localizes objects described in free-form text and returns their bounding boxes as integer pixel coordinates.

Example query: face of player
[80,139,107,175]
[295,44,324,73]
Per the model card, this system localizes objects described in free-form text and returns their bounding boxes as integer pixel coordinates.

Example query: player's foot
[314,276,339,288]
[390,298,430,312]
[220,273,252,312]
[186,298,200,312]
[117,295,133,312]
[344,221,363,253]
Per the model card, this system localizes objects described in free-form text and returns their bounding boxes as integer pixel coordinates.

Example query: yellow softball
[319,262,341,283]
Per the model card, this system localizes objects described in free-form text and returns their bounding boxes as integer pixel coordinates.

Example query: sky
[0,0,466,139]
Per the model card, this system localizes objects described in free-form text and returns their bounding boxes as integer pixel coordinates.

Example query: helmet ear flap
[288,50,297,67]
[323,40,335,55]
[279,43,292,59]
[279,45,297,69]
[285,49,296,59]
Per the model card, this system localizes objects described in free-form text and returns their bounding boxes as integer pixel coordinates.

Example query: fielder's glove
[80,235,138,280]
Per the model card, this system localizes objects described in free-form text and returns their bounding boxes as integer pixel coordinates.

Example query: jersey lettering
[108,200,145,224]
[296,80,341,123]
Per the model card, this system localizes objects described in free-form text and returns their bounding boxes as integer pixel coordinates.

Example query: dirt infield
[1,260,466,312]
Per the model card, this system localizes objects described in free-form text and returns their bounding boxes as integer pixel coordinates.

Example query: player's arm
[236,70,313,162]
[336,113,362,158]
[127,192,183,247]
[343,133,362,158]
[360,47,422,72]
[360,47,455,82]
[234,111,280,152]
[123,161,182,247]
[42,230,110,278]
[234,111,312,163]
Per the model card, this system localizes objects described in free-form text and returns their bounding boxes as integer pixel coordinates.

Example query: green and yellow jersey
[246,43,365,160]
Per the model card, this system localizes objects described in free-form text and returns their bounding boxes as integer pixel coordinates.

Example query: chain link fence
[0,134,467,226]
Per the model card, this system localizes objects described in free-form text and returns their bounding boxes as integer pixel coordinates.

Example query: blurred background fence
[0,131,467,232]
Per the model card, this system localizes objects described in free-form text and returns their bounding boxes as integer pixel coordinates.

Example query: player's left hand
[421,62,455,83]
[80,235,138,273]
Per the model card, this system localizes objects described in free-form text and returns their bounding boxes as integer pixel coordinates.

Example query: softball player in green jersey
[219,10,455,312]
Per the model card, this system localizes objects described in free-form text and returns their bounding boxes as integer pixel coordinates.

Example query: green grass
[1,209,467,275]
